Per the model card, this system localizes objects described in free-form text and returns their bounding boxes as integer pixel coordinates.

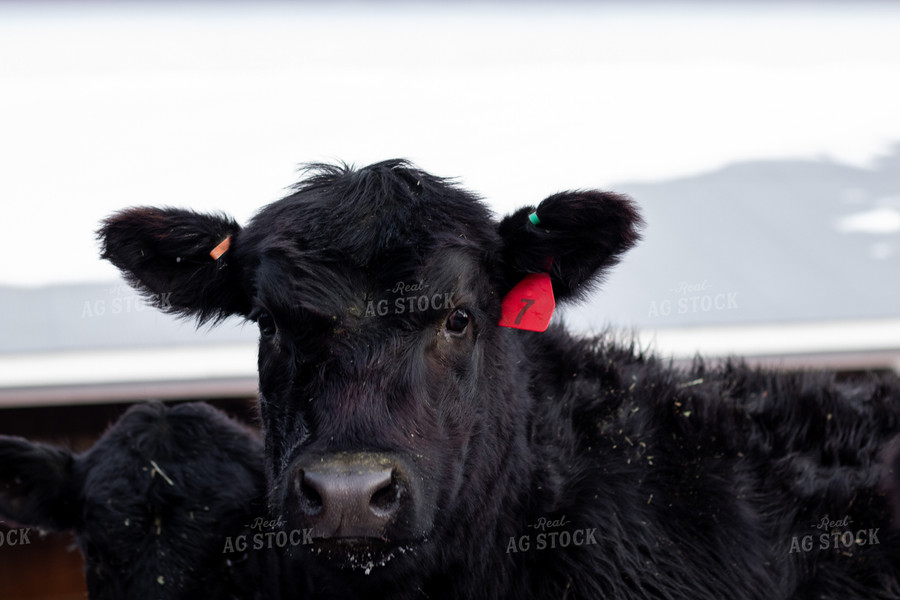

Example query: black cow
[0,401,267,600]
[98,159,900,599]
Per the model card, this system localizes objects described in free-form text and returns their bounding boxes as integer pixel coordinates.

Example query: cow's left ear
[497,190,643,303]
[0,436,79,531]
[98,207,249,324]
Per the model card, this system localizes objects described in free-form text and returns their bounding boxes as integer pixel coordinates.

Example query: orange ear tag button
[209,236,232,260]
[498,272,556,332]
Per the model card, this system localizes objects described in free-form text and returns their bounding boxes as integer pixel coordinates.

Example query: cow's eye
[257,312,277,337]
[445,308,470,335]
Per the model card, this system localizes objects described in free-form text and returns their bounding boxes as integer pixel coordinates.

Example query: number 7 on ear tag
[498,272,556,332]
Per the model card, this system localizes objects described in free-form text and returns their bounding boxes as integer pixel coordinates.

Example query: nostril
[369,471,402,517]
[294,464,403,534]
[295,471,323,516]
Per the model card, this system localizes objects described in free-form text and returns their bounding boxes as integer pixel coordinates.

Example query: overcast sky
[2,1,899,287]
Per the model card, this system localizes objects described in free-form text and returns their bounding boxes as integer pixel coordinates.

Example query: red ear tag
[498,272,556,332]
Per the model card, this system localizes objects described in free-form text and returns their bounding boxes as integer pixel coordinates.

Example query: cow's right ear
[98,207,249,324]
[497,190,643,304]
[0,436,79,531]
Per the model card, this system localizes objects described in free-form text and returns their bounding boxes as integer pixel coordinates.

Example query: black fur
[98,207,247,323]
[881,436,900,528]
[0,402,266,600]
[94,159,900,599]
[497,190,643,301]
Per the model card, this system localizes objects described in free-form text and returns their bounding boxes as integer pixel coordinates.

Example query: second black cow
[0,401,266,600]
[99,159,900,599]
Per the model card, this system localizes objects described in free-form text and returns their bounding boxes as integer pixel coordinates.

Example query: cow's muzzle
[289,453,405,540]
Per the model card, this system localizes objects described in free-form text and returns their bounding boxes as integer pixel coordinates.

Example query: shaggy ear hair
[497,190,643,302]
[98,207,248,323]
[0,436,78,531]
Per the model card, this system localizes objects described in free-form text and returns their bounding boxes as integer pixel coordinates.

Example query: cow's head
[98,159,641,582]
[0,402,265,600]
